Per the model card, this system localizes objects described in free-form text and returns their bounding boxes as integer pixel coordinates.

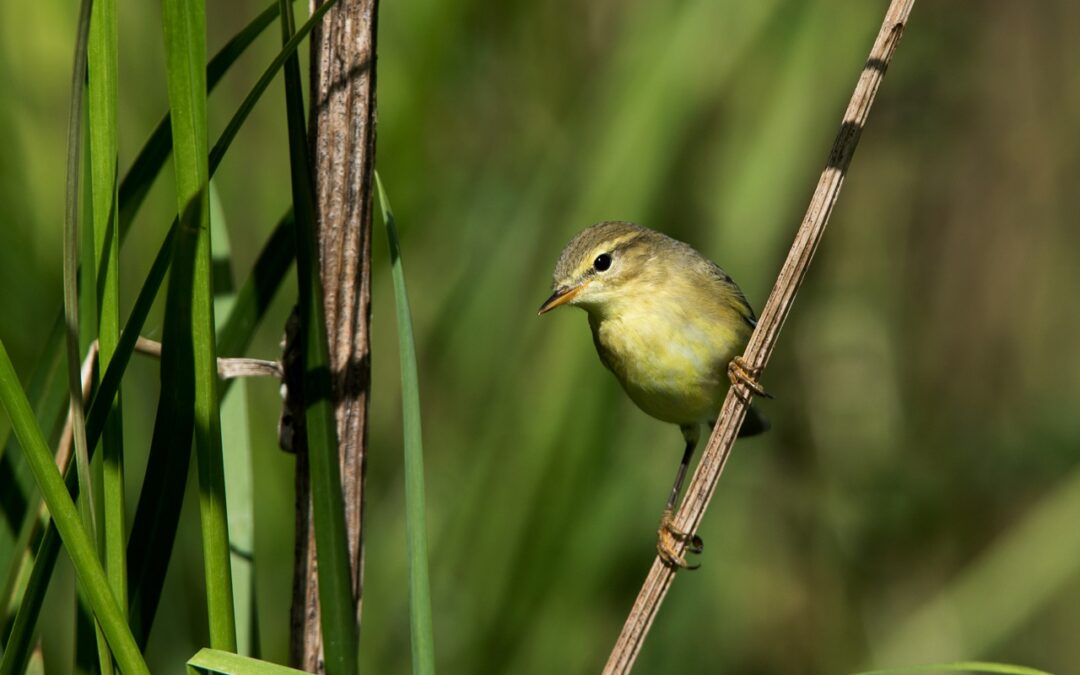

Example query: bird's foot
[727,356,772,400]
[657,508,703,570]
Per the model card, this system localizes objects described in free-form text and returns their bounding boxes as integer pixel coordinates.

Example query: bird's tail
[737,405,770,438]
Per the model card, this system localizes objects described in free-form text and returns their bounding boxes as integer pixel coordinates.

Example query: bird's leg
[728,355,772,400]
[657,426,704,570]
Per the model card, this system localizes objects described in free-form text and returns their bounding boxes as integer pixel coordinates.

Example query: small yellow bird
[538,221,768,569]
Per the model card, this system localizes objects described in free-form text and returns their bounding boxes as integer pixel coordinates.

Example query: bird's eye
[593,253,612,272]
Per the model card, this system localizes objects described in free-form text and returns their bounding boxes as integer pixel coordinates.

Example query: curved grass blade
[0,509,53,675]
[118,1,280,239]
[62,0,96,553]
[0,315,64,469]
[128,196,202,652]
[125,209,292,648]
[127,196,293,655]
[187,648,308,675]
[88,0,126,646]
[159,0,238,649]
[278,1,357,671]
[12,0,329,475]
[115,0,337,369]
[64,3,113,669]
[375,174,436,675]
[852,662,1053,675]
[0,465,39,622]
[211,0,341,175]
[210,183,258,657]
[0,5,281,565]
[217,212,295,359]
[0,314,65,552]
[2,208,292,659]
[3,0,332,654]
[0,493,41,632]
[0,341,148,675]
[133,0,336,617]
[0,518,60,675]
[2,0,279,503]
[0,322,69,656]
[1,2,281,639]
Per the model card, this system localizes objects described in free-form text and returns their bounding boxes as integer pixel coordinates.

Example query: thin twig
[132,337,282,379]
[55,339,278,473]
[602,1,916,672]
[56,341,99,474]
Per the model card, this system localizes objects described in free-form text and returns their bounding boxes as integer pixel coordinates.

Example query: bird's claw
[728,356,772,400]
[657,508,703,570]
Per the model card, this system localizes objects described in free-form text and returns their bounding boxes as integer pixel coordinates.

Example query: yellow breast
[588,281,752,426]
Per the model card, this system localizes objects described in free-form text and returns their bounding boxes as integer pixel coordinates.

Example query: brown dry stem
[130,337,282,379]
[287,0,379,671]
[602,1,917,672]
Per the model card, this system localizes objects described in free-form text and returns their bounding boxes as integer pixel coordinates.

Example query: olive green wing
[706,262,758,329]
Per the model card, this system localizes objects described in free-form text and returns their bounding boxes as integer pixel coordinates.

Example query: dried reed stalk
[602,1,917,671]
[287,0,379,670]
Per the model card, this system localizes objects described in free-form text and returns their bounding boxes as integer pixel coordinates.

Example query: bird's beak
[537,283,585,315]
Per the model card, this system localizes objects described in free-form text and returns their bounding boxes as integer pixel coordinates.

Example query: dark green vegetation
[0,1,1078,673]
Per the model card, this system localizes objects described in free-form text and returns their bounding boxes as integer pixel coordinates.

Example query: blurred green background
[2,0,1080,672]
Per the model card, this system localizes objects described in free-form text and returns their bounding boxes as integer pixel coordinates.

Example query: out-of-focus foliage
[1,1,1078,673]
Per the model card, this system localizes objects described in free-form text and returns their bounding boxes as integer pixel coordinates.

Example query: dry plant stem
[55,337,275,495]
[131,337,282,379]
[11,343,94,617]
[55,341,100,474]
[288,0,378,670]
[602,1,916,672]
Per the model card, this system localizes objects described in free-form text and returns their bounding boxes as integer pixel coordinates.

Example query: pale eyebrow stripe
[573,233,647,278]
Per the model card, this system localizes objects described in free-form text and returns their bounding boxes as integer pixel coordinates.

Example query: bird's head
[538,221,662,316]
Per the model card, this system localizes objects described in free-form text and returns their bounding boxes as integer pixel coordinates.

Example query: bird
[538,221,769,569]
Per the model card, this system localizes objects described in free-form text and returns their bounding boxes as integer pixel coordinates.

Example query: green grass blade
[98,0,324,432]
[210,183,258,657]
[0,514,57,675]
[0,315,64,466]
[873,467,1080,670]
[0,461,38,620]
[278,1,357,672]
[72,17,113,675]
[77,587,112,675]
[0,438,92,667]
[205,2,279,86]
[87,227,172,449]
[123,209,291,648]
[0,495,40,632]
[852,662,1054,675]
[88,0,126,637]
[160,0,237,651]
[375,174,436,675]
[187,648,309,675]
[128,198,201,652]
[32,0,326,463]
[95,0,335,552]
[118,1,280,239]
[217,211,295,358]
[0,316,65,556]
[0,342,148,675]
[62,0,96,556]
[0,3,279,568]
[5,2,315,656]
[4,0,320,657]
[1,326,69,659]
[211,0,340,175]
